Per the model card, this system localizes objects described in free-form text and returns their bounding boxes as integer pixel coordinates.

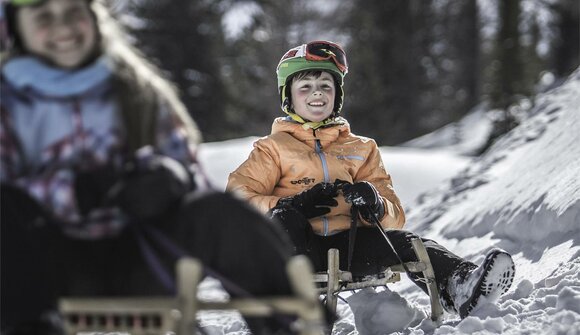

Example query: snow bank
[393,68,580,335]
[401,105,493,156]
[198,136,258,190]
[407,68,580,247]
[379,147,471,208]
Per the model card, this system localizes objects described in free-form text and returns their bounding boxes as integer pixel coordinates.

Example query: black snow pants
[271,207,474,301]
[1,187,300,334]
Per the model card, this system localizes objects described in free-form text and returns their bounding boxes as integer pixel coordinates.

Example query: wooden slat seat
[313,238,444,324]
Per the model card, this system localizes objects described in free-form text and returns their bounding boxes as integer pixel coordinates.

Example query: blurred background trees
[118,0,579,149]
[126,0,227,140]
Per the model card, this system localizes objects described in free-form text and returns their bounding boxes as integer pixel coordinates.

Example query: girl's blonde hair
[92,0,201,154]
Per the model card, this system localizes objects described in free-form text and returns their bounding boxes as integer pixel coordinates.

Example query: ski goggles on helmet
[279,40,348,74]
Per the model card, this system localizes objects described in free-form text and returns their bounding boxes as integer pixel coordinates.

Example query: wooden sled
[313,237,444,324]
[59,255,327,335]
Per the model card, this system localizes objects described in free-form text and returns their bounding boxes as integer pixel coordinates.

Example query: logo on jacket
[336,155,364,161]
[290,177,316,185]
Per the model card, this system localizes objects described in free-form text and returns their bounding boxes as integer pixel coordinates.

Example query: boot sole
[459,249,515,318]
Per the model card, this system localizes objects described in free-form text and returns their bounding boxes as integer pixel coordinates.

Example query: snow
[400,105,493,156]
[196,68,580,334]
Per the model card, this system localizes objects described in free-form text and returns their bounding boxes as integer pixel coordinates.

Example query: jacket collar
[271,116,351,146]
[2,56,112,97]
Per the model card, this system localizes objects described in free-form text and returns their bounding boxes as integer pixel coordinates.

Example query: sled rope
[133,223,177,293]
[347,206,359,271]
[369,211,413,275]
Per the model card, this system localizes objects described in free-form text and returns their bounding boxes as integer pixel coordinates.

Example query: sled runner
[59,256,327,335]
[314,238,444,323]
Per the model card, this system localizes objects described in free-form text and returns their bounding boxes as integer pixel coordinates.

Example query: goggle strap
[277,42,348,75]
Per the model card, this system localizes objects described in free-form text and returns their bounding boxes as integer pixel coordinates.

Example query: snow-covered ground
[196,68,580,334]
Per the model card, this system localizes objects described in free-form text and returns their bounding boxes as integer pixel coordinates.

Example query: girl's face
[290,71,336,122]
[17,0,98,69]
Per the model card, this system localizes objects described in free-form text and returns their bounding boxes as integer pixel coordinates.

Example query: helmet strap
[286,110,345,130]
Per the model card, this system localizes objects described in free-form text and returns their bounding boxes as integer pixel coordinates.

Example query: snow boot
[444,248,515,318]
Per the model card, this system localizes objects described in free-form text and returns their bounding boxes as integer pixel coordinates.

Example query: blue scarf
[2,56,112,97]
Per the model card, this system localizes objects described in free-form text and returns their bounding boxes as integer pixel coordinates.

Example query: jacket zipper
[72,98,87,166]
[315,139,330,235]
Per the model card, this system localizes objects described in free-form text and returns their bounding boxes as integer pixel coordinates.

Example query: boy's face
[17,0,98,69]
[290,71,336,122]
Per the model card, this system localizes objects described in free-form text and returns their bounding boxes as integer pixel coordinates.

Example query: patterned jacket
[227,117,405,235]
[0,56,197,239]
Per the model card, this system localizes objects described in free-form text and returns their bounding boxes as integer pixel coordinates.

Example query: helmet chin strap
[285,109,345,131]
[288,112,326,130]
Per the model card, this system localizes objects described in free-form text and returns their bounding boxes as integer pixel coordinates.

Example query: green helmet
[276,41,348,118]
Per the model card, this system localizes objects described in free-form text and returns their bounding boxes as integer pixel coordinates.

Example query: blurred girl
[1,1,300,333]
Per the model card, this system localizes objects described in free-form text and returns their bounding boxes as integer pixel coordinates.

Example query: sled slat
[59,257,328,335]
[411,238,444,324]
[326,248,341,314]
[59,297,180,335]
[316,245,443,326]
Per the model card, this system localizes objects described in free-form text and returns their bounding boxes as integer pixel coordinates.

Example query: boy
[227,40,516,319]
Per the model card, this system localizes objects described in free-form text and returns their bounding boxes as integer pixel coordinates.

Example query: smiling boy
[228,41,404,236]
[227,41,515,320]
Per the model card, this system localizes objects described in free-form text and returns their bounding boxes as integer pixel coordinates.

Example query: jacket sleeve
[226,139,282,213]
[1,105,127,235]
[354,140,406,229]
[1,106,81,223]
[154,99,199,167]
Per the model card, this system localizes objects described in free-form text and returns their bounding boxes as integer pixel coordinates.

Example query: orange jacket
[227,117,405,235]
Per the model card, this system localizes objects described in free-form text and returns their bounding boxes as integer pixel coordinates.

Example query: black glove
[277,182,339,219]
[75,165,120,216]
[110,155,194,222]
[342,181,385,222]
